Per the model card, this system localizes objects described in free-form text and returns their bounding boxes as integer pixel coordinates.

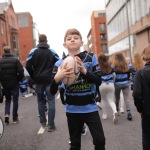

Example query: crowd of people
[0,28,150,150]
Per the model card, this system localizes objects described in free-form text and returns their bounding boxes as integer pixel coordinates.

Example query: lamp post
[125,0,132,63]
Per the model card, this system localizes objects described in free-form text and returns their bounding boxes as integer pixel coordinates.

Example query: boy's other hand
[75,56,87,75]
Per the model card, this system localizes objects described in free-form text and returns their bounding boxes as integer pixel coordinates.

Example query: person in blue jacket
[26,34,59,132]
[59,83,87,145]
[50,28,105,150]
[111,52,132,121]
[98,53,118,124]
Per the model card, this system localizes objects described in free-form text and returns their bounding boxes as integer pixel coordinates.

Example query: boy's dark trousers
[142,112,150,150]
[67,111,105,150]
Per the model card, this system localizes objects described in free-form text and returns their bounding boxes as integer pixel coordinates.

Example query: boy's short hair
[64,28,82,41]
[141,44,150,62]
[3,46,10,53]
[39,34,47,43]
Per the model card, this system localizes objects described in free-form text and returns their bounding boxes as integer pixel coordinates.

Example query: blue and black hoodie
[26,43,59,85]
[50,51,101,114]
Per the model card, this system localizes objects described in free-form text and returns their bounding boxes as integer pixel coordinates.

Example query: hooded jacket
[26,43,59,84]
[133,62,150,116]
[0,53,24,89]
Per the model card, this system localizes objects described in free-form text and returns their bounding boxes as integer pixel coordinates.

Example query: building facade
[17,12,39,65]
[0,1,39,64]
[87,10,108,58]
[0,1,19,57]
[106,0,150,61]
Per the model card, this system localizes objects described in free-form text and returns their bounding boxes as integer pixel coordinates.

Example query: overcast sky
[3,0,106,57]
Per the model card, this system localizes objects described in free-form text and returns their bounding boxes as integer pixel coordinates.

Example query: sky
[2,0,106,57]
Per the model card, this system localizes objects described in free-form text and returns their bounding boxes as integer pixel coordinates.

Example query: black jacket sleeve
[132,70,143,113]
[50,79,59,95]
[16,59,24,81]
[26,58,34,79]
[85,71,101,87]
[59,87,66,105]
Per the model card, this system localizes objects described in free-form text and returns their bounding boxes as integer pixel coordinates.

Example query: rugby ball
[61,56,80,85]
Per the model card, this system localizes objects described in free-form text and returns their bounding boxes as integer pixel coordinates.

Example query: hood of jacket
[37,42,49,49]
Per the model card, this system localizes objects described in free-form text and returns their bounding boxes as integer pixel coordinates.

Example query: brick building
[17,12,39,65]
[0,1,19,57]
[0,1,39,65]
[86,10,108,58]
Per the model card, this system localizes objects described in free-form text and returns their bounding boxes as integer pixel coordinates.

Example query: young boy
[59,83,87,145]
[50,28,105,150]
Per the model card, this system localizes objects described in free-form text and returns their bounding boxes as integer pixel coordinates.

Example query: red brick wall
[19,13,34,66]
[0,3,19,56]
[0,19,7,56]
[91,12,107,58]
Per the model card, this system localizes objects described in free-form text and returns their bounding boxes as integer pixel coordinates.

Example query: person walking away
[111,52,132,121]
[133,44,150,150]
[98,53,118,124]
[50,28,105,150]
[0,46,24,124]
[26,34,59,132]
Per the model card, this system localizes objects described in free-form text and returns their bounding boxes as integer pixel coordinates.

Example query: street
[0,91,142,150]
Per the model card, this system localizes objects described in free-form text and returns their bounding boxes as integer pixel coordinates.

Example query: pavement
[0,91,142,150]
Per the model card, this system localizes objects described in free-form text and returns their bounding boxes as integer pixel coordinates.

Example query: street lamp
[125,0,132,63]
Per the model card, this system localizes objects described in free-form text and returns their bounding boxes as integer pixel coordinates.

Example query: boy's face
[63,34,83,51]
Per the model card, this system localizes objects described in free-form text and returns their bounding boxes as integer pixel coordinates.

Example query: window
[18,14,28,27]
[98,13,105,17]
[13,35,18,49]
[100,34,107,41]
[101,44,108,53]
[99,23,106,31]
[133,34,136,46]
[10,16,15,28]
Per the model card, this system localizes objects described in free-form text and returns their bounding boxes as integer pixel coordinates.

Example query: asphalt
[0,91,142,150]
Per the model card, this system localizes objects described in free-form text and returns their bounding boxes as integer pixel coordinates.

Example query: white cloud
[7,0,105,57]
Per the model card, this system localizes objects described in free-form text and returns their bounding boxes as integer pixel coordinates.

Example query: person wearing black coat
[26,34,59,132]
[133,44,150,150]
[0,46,24,124]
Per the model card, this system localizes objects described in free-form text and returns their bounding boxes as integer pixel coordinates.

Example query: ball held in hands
[61,56,80,85]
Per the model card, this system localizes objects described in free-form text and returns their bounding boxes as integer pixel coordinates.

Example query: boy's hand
[75,56,87,75]
[54,63,74,83]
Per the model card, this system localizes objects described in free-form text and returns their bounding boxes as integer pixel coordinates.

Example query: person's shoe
[5,116,9,125]
[120,107,125,114]
[102,114,107,120]
[113,112,118,124]
[41,123,46,128]
[33,92,36,96]
[96,102,102,109]
[25,93,33,98]
[12,118,20,124]
[81,126,87,135]
[48,126,56,132]
[127,112,132,121]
